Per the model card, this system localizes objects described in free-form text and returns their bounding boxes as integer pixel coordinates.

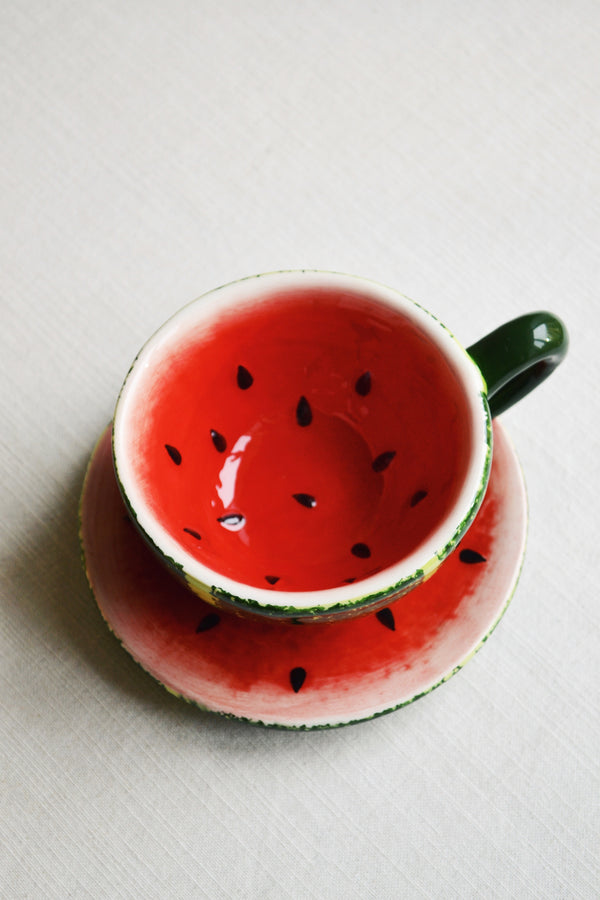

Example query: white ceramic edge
[113,270,490,613]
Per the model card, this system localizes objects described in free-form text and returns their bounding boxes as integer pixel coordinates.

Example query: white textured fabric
[1,1,598,897]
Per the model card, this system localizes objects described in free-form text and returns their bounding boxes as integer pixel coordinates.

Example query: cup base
[80,421,527,729]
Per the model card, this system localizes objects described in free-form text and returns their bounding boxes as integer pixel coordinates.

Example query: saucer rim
[80,420,527,729]
[135,568,525,732]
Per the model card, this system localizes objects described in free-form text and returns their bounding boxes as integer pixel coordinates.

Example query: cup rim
[112,270,491,617]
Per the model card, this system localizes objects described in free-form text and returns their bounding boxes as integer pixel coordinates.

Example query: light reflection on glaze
[216,434,251,508]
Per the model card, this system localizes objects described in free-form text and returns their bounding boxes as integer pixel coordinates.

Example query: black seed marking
[343,577,356,584]
[196,612,220,633]
[217,514,245,531]
[165,444,182,465]
[372,450,396,473]
[376,608,396,631]
[292,493,317,508]
[355,371,372,396]
[296,396,312,426]
[210,429,227,453]
[265,575,280,585]
[237,365,253,389]
[351,542,371,559]
[290,667,306,693]
[459,548,487,564]
[183,527,202,540]
[410,489,428,507]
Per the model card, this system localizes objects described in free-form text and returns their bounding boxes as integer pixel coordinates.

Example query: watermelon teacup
[112,271,567,622]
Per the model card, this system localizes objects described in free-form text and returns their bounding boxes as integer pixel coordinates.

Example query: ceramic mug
[112,270,567,621]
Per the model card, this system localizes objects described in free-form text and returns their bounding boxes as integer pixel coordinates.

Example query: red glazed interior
[124,286,473,591]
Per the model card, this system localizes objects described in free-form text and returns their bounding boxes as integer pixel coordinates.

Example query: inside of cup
[119,283,475,592]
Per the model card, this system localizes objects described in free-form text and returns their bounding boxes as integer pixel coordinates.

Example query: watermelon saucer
[80,420,527,729]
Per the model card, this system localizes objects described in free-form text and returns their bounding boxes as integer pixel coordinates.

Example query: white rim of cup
[113,270,491,616]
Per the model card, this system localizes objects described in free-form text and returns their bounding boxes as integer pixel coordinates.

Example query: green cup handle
[467,312,568,418]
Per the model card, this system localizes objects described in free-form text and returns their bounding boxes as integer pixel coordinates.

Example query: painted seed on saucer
[376,608,396,631]
[459,549,487,564]
[290,667,306,693]
[196,612,220,633]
